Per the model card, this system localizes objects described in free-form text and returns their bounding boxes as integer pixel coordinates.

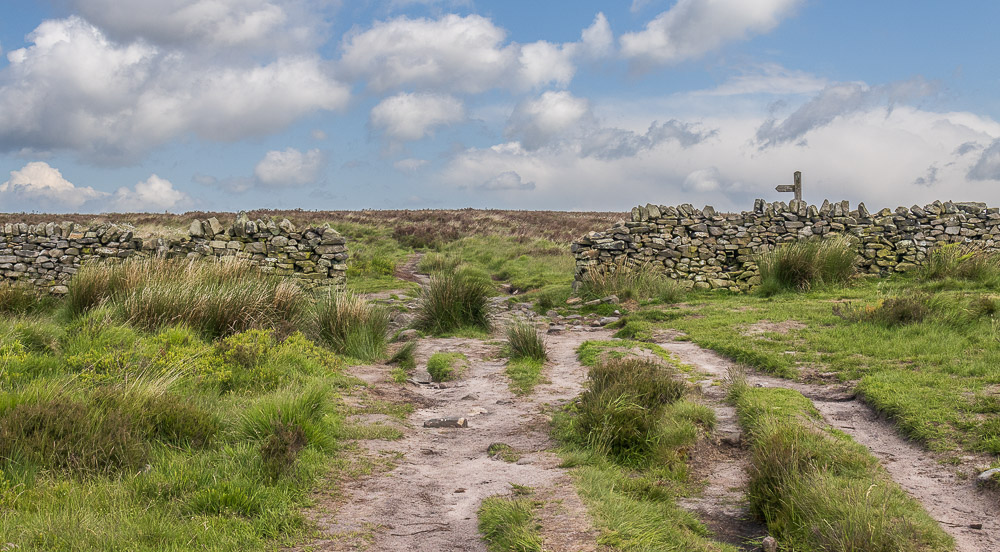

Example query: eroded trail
[659,336,1000,552]
[302,329,610,551]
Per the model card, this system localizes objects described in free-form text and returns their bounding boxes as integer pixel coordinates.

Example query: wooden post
[775,171,803,202]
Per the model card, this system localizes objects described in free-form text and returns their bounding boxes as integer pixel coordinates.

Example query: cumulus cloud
[68,0,328,53]
[968,139,1000,181]
[107,174,191,212]
[477,171,535,191]
[755,77,938,148]
[506,91,593,150]
[683,167,722,192]
[253,148,325,187]
[0,162,105,210]
[370,93,465,141]
[580,120,717,160]
[0,17,349,165]
[340,13,608,93]
[621,0,802,69]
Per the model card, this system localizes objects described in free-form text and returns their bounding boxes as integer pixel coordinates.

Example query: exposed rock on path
[660,336,1000,552]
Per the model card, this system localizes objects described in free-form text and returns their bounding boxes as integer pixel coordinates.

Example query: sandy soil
[660,336,1000,552]
[299,328,611,551]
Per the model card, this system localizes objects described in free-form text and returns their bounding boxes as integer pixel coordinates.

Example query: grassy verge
[730,382,953,551]
[478,487,544,552]
[550,346,733,551]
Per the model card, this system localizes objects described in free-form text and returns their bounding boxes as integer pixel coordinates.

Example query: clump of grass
[260,421,308,478]
[0,283,44,314]
[921,244,1000,282]
[579,261,685,303]
[478,492,543,552]
[504,321,547,362]
[487,443,521,463]
[67,258,306,337]
[730,383,953,552]
[388,342,417,383]
[832,295,930,327]
[413,273,492,335]
[426,352,467,382]
[574,358,686,465]
[313,291,389,362]
[756,235,858,295]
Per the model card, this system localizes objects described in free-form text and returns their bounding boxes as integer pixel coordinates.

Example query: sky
[0,1,999,214]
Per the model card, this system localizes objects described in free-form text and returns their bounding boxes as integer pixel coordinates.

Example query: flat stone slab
[423,417,469,428]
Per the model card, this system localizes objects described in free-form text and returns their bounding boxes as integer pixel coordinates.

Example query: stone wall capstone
[572,199,999,292]
[0,212,347,294]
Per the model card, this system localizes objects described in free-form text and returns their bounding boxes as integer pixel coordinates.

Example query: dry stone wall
[0,213,347,294]
[573,199,1000,292]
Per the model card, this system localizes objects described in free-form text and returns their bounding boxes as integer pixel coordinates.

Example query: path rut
[660,336,1000,552]
[301,328,610,551]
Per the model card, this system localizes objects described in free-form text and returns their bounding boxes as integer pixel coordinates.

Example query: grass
[426,352,468,382]
[551,346,730,551]
[0,283,49,314]
[487,443,522,463]
[387,342,416,383]
[921,243,1000,283]
[413,272,492,336]
[313,291,389,362]
[503,322,548,395]
[579,260,686,303]
[756,235,858,295]
[478,489,544,552]
[730,381,953,552]
[505,359,545,396]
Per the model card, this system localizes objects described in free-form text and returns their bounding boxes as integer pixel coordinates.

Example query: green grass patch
[731,383,953,552]
[426,352,468,382]
[579,261,687,303]
[487,443,521,463]
[478,490,544,552]
[505,358,545,395]
[576,339,673,367]
[413,273,492,336]
[756,235,858,295]
[313,291,388,362]
[387,342,416,383]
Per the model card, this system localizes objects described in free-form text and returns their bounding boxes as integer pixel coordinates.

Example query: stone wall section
[573,199,1000,292]
[0,213,347,294]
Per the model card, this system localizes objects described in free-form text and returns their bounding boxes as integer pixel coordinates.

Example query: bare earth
[299,328,611,551]
[660,335,1000,552]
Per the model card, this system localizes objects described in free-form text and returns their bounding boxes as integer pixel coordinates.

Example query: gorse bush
[579,261,685,303]
[413,272,492,335]
[313,291,388,362]
[756,235,858,294]
[921,244,1000,282]
[67,258,306,337]
[504,321,547,362]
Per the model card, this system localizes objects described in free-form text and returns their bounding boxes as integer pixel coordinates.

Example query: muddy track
[300,328,611,551]
[659,336,1000,552]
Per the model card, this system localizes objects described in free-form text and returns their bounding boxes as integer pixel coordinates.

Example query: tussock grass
[387,341,416,383]
[730,383,953,552]
[313,291,389,362]
[0,282,46,315]
[413,272,492,335]
[478,492,543,552]
[504,321,547,362]
[426,352,467,382]
[67,258,306,337]
[579,260,685,303]
[756,235,858,295]
[920,243,1000,284]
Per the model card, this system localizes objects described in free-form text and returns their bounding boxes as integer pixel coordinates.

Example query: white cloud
[370,93,465,141]
[968,139,1000,181]
[394,158,429,173]
[67,0,327,53]
[340,13,607,93]
[253,148,325,187]
[506,91,593,150]
[683,167,722,192]
[477,171,535,191]
[107,174,190,212]
[0,161,105,210]
[0,17,349,165]
[621,0,802,69]
[699,63,827,96]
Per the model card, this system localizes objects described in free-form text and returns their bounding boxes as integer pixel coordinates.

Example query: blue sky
[1,0,999,213]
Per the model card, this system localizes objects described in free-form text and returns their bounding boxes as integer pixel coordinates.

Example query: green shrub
[426,352,467,382]
[921,244,1000,282]
[756,236,858,294]
[313,292,388,362]
[833,296,930,327]
[504,321,547,362]
[413,273,492,335]
[579,261,685,303]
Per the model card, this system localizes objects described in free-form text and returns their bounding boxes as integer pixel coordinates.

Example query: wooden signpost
[775,171,802,202]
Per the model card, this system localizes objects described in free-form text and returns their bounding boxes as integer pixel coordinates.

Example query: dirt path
[393,253,429,286]
[301,328,611,551]
[659,335,1000,552]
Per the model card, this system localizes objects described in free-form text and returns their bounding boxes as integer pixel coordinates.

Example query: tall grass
[504,321,547,362]
[756,235,858,295]
[312,291,388,362]
[579,260,685,303]
[67,258,306,337]
[921,243,1000,282]
[478,493,544,552]
[0,282,44,314]
[413,272,492,335]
